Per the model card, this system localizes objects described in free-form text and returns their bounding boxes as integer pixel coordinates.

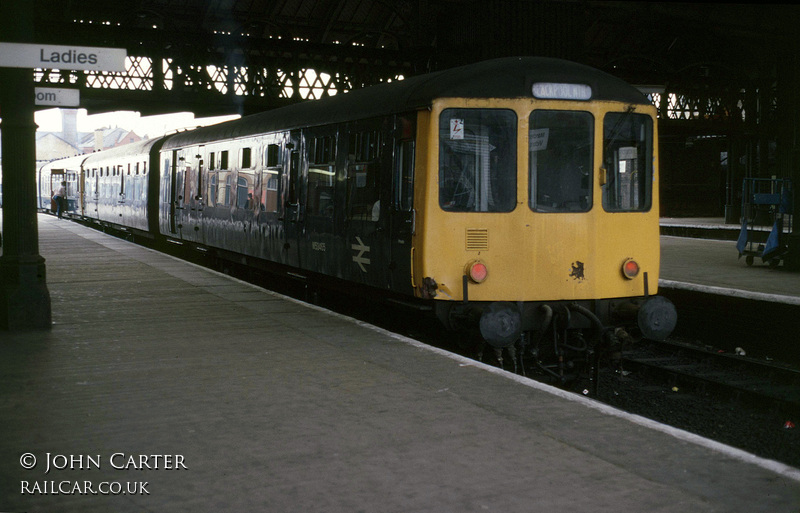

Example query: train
[37,56,677,378]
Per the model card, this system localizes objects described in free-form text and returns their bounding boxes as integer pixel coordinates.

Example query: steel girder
[32,24,425,117]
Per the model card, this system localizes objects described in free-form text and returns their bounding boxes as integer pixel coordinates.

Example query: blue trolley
[737,177,793,267]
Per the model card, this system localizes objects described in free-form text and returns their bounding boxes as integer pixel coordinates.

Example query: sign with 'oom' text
[34,87,80,107]
[0,42,127,72]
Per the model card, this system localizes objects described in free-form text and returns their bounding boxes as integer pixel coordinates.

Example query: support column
[0,1,52,329]
[777,44,800,270]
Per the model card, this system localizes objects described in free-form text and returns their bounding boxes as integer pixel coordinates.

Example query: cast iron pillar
[777,43,800,271]
[0,1,52,329]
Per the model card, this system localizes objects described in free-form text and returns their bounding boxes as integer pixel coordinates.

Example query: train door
[165,152,177,234]
[184,149,203,243]
[68,170,79,217]
[233,143,257,255]
[258,135,285,261]
[86,167,99,218]
[388,114,416,293]
[168,149,188,237]
[118,164,128,223]
[301,127,338,275]
[50,170,65,212]
[79,169,86,216]
[282,130,303,268]
[343,120,387,287]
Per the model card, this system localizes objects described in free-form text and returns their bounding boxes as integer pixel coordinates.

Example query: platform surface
[660,234,800,301]
[0,214,798,512]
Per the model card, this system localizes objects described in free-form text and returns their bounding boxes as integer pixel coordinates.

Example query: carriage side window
[123,164,131,198]
[308,136,336,217]
[529,110,593,213]
[217,151,231,206]
[206,172,217,207]
[217,171,231,206]
[237,151,256,210]
[265,144,282,167]
[346,130,381,221]
[260,142,282,213]
[134,174,143,201]
[602,112,653,212]
[236,175,256,209]
[439,109,516,212]
[240,147,252,169]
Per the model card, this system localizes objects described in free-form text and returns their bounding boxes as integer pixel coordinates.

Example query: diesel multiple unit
[37,57,677,376]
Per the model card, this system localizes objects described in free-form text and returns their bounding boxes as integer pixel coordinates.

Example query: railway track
[587,337,800,468]
[618,338,800,415]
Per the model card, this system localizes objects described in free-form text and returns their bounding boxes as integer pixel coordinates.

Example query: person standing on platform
[52,181,67,219]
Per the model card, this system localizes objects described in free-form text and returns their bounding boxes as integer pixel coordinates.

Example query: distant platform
[660,217,744,240]
[658,218,800,361]
[660,234,800,302]
[660,216,794,242]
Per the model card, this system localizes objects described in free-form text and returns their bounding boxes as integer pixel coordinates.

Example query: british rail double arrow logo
[352,237,371,272]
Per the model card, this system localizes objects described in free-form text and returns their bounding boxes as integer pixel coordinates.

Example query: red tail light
[622,259,640,279]
[467,261,488,283]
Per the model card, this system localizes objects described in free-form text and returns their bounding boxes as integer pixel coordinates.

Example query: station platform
[658,217,800,362]
[660,217,800,301]
[1,214,799,512]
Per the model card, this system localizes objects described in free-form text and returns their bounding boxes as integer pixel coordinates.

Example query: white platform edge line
[55,216,800,483]
[362,323,800,483]
[660,279,800,305]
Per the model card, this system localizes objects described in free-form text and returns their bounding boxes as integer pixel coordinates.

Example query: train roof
[164,56,650,149]
[40,153,90,172]
[82,137,166,166]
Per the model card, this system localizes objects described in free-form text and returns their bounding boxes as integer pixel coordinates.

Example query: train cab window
[602,112,653,212]
[439,109,516,212]
[529,110,593,213]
